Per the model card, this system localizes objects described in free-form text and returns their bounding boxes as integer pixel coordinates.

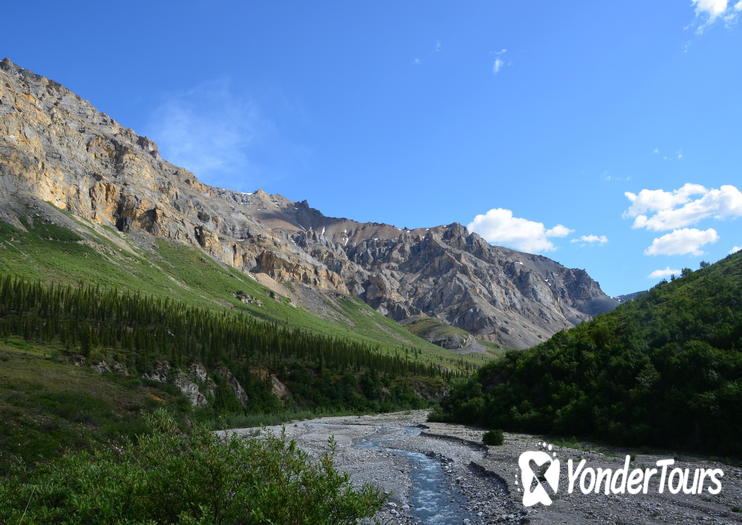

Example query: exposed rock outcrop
[91,358,129,376]
[139,361,251,408]
[0,58,617,348]
[214,366,249,409]
[251,367,291,403]
[173,371,209,408]
[142,361,171,384]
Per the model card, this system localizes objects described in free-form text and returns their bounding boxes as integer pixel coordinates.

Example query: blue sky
[3,1,741,296]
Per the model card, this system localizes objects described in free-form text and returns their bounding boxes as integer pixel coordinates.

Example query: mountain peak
[0,59,617,348]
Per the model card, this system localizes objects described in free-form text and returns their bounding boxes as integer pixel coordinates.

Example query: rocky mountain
[614,290,646,304]
[0,58,617,349]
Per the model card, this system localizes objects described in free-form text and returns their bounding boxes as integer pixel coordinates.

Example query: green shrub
[0,410,385,524]
[483,429,504,446]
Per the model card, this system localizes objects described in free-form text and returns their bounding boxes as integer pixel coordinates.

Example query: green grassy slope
[403,316,505,359]
[0,216,484,370]
[433,253,742,455]
[0,338,190,474]
[404,316,472,341]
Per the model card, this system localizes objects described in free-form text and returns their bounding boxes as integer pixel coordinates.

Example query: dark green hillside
[0,275,450,472]
[0,275,449,404]
[433,253,742,455]
[0,276,446,378]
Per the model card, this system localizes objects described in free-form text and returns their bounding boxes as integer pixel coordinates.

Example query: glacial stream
[316,423,475,524]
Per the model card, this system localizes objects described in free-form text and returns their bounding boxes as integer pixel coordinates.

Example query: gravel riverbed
[223,410,741,524]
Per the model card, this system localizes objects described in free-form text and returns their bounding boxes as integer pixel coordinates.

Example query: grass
[0,215,484,371]
[404,316,473,340]
[404,316,507,362]
[0,339,190,474]
[0,336,439,476]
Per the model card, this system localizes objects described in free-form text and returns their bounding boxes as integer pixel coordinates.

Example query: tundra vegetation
[0,410,386,524]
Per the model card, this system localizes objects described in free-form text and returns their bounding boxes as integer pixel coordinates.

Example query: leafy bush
[483,429,504,446]
[0,410,385,524]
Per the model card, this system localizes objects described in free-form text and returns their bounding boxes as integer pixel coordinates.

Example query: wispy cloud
[602,171,631,183]
[467,208,571,253]
[146,78,270,189]
[412,41,442,66]
[731,245,742,254]
[492,49,509,75]
[652,147,684,161]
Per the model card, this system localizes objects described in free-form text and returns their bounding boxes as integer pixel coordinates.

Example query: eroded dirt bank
[224,411,741,524]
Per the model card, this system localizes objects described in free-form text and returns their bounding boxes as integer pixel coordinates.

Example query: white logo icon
[517,442,560,507]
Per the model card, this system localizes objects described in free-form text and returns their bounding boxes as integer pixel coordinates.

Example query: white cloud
[691,0,740,31]
[146,78,267,186]
[546,224,573,237]
[731,245,742,254]
[624,183,706,218]
[693,0,728,20]
[492,49,508,75]
[467,208,571,253]
[648,267,682,279]
[644,228,719,256]
[571,234,608,246]
[624,183,742,231]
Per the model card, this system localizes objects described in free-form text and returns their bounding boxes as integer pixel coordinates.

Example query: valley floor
[224,410,741,524]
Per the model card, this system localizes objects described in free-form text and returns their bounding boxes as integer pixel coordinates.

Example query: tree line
[0,274,455,380]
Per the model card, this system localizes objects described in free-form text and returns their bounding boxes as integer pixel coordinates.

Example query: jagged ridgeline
[0,57,617,352]
[433,252,742,455]
[0,275,454,405]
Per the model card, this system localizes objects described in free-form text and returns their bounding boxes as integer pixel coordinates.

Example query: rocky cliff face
[0,58,617,348]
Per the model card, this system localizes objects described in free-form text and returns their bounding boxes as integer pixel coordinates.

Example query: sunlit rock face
[0,58,616,348]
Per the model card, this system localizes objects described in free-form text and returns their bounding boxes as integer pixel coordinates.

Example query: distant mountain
[614,290,646,303]
[433,252,742,455]
[0,58,616,349]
